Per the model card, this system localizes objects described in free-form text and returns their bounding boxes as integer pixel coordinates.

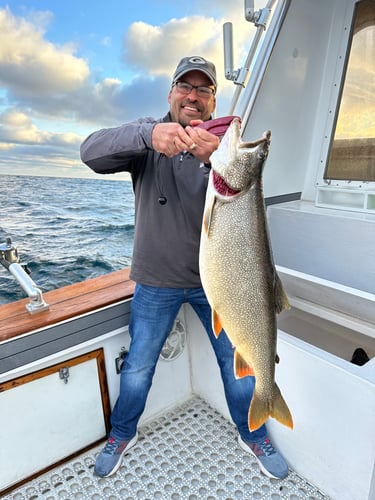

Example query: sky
[0,0,257,180]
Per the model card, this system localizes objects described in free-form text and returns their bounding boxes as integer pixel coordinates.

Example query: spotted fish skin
[199,118,293,432]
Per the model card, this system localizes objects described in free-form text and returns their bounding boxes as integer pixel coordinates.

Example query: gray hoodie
[80,113,210,288]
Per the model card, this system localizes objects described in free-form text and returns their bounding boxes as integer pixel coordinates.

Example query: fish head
[209,117,271,201]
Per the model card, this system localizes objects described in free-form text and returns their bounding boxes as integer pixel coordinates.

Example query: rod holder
[0,237,49,314]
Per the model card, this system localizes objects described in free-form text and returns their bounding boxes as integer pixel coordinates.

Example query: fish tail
[271,383,294,429]
[248,384,293,432]
[248,392,270,432]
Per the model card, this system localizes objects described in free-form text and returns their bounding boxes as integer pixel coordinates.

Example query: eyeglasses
[173,81,215,98]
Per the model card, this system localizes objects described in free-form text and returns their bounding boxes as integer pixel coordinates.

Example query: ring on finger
[189,142,196,150]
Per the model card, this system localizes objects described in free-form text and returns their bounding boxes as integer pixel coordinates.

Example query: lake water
[0,175,135,304]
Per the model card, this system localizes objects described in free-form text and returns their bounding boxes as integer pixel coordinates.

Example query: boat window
[324,0,375,182]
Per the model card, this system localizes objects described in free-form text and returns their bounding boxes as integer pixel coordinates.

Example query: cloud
[122,9,250,91]
[124,16,220,74]
[0,106,130,180]
[0,108,82,146]
[0,6,180,126]
[0,3,250,125]
[2,109,30,127]
[0,1,253,177]
[0,7,89,99]
[117,6,253,119]
[0,107,85,177]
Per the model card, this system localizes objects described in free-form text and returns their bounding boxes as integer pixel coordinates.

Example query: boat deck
[4,397,329,500]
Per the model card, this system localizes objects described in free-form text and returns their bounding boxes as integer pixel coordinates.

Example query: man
[80,55,288,480]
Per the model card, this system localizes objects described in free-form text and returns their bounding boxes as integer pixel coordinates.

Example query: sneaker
[94,433,138,477]
[238,435,289,479]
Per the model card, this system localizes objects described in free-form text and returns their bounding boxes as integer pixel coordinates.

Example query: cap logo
[188,56,206,65]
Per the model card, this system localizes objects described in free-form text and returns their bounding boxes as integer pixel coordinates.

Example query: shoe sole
[237,435,285,480]
[100,433,139,478]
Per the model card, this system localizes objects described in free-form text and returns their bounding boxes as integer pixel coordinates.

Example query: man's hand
[152,121,219,163]
[152,123,186,157]
[181,123,220,164]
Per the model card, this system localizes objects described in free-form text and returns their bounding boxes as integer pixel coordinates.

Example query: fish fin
[274,273,290,314]
[248,391,269,431]
[203,197,215,235]
[270,383,294,429]
[203,206,211,234]
[212,309,223,338]
[248,384,293,431]
[234,350,255,378]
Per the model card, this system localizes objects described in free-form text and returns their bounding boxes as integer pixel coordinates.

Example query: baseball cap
[172,56,217,89]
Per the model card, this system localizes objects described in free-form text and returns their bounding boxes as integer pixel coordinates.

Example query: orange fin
[212,309,223,338]
[248,384,293,432]
[234,349,255,378]
[271,385,294,430]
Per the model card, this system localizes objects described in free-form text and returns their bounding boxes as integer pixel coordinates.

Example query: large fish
[199,118,293,432]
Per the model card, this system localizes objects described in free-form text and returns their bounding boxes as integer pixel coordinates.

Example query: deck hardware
[160,319,186,361]
[0,237,49,314]
[224,0,275,85]
[224,0,280,115]
[245,0,271,28]
[59,367,70,384]
[115,348,128,374]
[0,236,19,264]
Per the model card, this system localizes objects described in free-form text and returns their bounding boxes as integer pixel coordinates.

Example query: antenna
[223,22,242,83]
[223,22,235,81]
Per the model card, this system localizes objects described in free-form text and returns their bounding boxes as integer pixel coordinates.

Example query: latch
[115,348,128,374]
[59,367,70,384]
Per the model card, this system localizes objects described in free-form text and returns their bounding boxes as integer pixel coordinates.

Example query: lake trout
[199,118,293,432]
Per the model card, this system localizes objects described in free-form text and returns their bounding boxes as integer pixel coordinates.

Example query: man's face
[168,70,216,126]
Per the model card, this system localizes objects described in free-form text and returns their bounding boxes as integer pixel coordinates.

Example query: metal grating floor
[3,397,329,500]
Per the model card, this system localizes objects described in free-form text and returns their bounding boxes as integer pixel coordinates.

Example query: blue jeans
[110,284,267,443]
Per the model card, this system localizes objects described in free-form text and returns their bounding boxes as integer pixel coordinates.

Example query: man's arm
[80,117,157,174]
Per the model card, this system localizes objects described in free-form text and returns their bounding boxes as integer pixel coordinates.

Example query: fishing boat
[1,0,374,499]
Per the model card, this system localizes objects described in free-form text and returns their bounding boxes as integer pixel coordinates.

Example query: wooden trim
[0,268,135,343]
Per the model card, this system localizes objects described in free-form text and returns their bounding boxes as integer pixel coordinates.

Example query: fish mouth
[213,171,241,197]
